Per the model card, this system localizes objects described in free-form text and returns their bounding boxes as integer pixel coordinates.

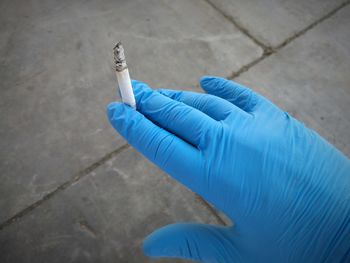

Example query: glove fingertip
[106,102,124,121]
[143,230,171,257]
[200,75,224,90]
[142,225,178,257]
[106,102,136,131]
[131,79,150,90]
[199,75,215,85]
[142,235,156,257]
[131,80,154,107]
[131,79,142,86]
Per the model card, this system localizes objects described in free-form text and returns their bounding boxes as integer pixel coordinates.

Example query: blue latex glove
[107,76,350,263]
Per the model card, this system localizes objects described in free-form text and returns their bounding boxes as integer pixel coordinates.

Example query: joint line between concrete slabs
[0,144,130,231]
[228,0,350,79]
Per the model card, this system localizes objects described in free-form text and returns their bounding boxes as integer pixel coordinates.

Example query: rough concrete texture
[0,0,350,262]
[0,147,221,263]
[236,5,350,157]
[0,0,261,223]
[208,0,346,47]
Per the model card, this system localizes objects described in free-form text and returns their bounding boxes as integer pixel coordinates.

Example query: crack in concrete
[79,220,98,238]
[0,144,130,231]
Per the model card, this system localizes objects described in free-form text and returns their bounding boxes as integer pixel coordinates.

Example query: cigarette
[113,42,136,109]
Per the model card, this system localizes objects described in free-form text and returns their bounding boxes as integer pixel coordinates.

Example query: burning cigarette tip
[113,42,127,72]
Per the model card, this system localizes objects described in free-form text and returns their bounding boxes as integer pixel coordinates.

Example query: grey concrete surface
[1,0,350,262]
[0,147,221,263]
[0,0,261,223]
[236,5,350,157]
[208,0,345,47]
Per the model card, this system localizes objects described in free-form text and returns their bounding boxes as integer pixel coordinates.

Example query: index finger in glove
[107,102,205,196]
[132,80,220,150]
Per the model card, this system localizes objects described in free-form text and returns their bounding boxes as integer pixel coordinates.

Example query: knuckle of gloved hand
[237,88,251,102]
[245,89,258,110]
[153,134,175,165]
[199,123,222,151]
[197,95,211,109]
[216,78,228,92]
[173,104,194,123]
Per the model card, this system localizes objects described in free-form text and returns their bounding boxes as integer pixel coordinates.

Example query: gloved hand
[107,76,350,263]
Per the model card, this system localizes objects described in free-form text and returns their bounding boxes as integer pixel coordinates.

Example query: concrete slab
[0,147,222,263]
[0,0,262,223]
[236,5,350,157]
[208,0,345,47]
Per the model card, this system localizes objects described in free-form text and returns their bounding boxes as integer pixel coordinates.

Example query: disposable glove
[107,76,350,263]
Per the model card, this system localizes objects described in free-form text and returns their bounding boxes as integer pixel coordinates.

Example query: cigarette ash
[113,42,128,72]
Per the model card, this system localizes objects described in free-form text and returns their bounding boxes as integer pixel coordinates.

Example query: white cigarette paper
[115,68,136,109]
[114,42,136,109]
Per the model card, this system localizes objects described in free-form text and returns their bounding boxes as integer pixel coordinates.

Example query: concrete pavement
[0,0,349,262]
